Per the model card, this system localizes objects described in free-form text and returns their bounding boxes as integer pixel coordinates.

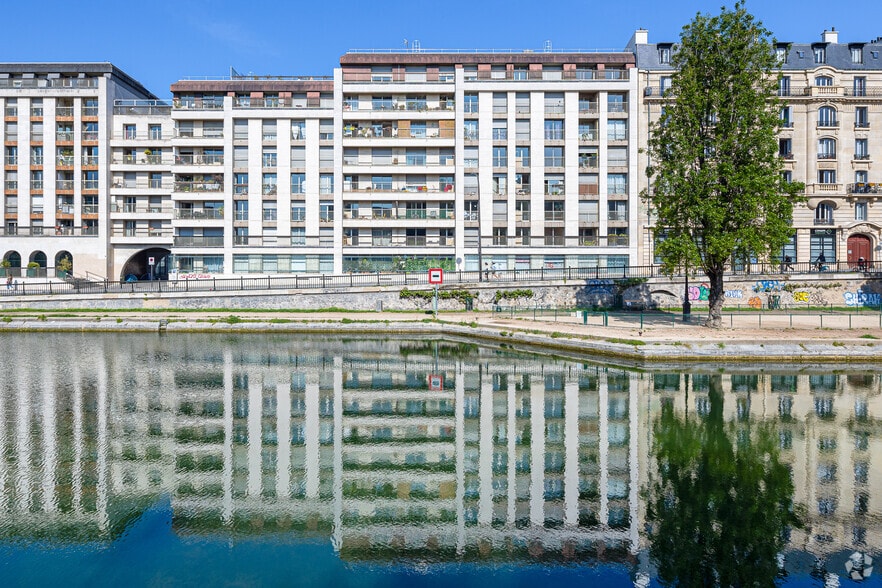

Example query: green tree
[643,2,804,328]
[646,374,801,586]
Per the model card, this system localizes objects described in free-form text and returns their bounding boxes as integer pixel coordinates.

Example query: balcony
[544,211,565,222]
[817,119,839,129]
[4,180,18,191]
[173,235,224,247]
[579,156,598,169]
[854,154,871,161]
[56,155,75,167]
[56,107,74,118]
[81,180,99,191]
[176,208,224,220]
[56,132,74,142]
[847,183,881,194]
[175,154,224,165]
[55,180,74,191]
[174,181,223,193]
[608,211,628,222]
[814,217,834,225]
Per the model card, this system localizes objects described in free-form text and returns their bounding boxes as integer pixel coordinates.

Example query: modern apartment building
[633,29,882,268]
[0,63,158,279]
[3,49,639,280]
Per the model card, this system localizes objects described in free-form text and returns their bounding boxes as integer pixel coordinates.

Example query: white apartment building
[2,49,640,280]
[0,63,158,279]
[633,29,882,268]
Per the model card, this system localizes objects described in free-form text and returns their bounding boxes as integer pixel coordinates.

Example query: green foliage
[56,256,72,275]
[646,375,801,586]
[400,288,475,306]
[643,3,804,327]
[491,289,533,304]
[27,262,40,269]
[223,315,241,324]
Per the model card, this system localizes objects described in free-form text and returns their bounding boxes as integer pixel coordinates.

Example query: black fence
[1,260,878,298]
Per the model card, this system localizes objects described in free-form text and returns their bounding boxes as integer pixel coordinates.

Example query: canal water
[0,332,878,587]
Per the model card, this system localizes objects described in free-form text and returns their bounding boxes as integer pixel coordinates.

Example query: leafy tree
[643,2,804,327]
[646,374,801,586]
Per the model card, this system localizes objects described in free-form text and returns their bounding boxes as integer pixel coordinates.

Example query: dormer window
[813,45,826,64]
[658,45,671,65]
[775,44,788,64]
[851,45,864,64]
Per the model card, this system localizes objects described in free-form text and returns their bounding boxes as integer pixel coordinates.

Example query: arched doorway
[28,251,47,278]
[120,248,171,281]
[2,251,21,277]
[847,234,872,269]
[55,251,73,278]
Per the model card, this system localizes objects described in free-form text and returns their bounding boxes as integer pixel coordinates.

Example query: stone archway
[120,248,171,281]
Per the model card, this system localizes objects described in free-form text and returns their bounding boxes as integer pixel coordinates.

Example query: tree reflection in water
[646,374,802,587]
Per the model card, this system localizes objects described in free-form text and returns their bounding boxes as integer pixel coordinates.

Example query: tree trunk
[704,268,725,328]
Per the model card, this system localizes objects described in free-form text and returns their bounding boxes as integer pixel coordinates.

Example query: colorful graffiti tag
[724,290,744,299]
[687,283,710,301]
[754,280,782,292]
[793,291,809,303]
[748,297,763,309]
[844,292,882,307]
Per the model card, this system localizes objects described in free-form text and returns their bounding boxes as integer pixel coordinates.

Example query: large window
[818,106,837,127]
[815,201,834,225]
[855,139,869,160]
[544,120,564,141]
[544,146,564,167]
[810,229,836,263]
[463,94,478,114]
[817,138,836,159]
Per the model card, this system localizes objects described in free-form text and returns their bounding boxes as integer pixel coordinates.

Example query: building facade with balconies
[0,63,158,279]
[634,29,882,269]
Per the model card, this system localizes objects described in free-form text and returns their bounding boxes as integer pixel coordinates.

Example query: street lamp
[683,264,691,321]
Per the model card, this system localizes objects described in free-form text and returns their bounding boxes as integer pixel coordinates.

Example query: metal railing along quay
[2,260,880,298]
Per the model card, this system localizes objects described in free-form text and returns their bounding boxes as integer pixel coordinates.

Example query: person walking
[5,275,11,290]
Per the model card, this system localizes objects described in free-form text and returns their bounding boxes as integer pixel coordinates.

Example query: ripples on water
[0,333,878,587]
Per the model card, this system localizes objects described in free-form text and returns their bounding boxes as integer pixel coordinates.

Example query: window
[855,201,868,221]
[463,94,478,114]
[813,45,826,64]
[779,138,792,158]
[818,138,836,159]
[262,201,277,222]
[262,149,277,168]
[492,147,507,167]
[854,77,867,97]
[777,76,790,97]
[818,106,837,127]
[544,175,565,195]
[544,93,564,115]
[815,202,833,225]
[492,119,507,140]
[658,45,671,65]
[492,92,507,113]
[856,106,869,128]
[608,200,627,221]
[608,174,628,194]
[492,174,507,195]
[290,173,305,194]
[319,174,333,194]
[235,200,248,221]
[780,106,792,127]
[608,120,627,141]
[815,75,833,87]
[463,147,478,168]
[319,202,334,223]
[124,124,136,140]
[544,146,564,167]
[515,146,530,167]
[855,139,869,159]
[515,119,530,141]
[775,44,788,64]
[371,175,392,191]
[262,173,277,195]
[544,201,564,222]
[463,120,478,141]
[290,227,305,246]
[818,169,837,184]
[542,120,563,143]
[372,229,392,246]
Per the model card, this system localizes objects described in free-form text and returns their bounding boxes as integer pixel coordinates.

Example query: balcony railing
[175,154,224,165]
[847,183,881,194]
[817,120,839,128]
[175,208,224,220]
[814,217,834,225]
[81,180,99,190]
[173,235,225,247]
[174,181,224,192]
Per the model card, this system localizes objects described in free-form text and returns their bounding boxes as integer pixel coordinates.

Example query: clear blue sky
[4,0,878,98]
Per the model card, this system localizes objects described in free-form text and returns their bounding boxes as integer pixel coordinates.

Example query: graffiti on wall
[844,292,882,307]
[725,290,744,299]
[586,279,615,295]
[754,280,782,292]
[687,283,710,301]
[748,297,763,309]
[793,291,809,303]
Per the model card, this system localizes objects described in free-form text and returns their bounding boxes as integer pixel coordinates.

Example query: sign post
[428,268,443,319]
[148,256,155,281]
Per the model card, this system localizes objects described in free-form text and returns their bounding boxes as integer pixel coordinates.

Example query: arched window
[815,202,834,225]
[815,75,834,86]
[818,106,837,127]
[818,138,837,159]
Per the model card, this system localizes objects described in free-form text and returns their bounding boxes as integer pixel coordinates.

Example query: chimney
[822,28,838,44]
[633,29,648,45]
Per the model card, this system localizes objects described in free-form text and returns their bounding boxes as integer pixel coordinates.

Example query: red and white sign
[148,256,155,265]
[428,268,443,284]
[428,374,444,391]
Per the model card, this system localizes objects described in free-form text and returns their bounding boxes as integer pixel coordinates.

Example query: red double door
[847,234,872,268]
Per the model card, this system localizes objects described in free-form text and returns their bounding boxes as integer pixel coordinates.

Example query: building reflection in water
[0,333,878,583]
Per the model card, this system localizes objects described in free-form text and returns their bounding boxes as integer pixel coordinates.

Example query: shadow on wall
[575,279,618,308]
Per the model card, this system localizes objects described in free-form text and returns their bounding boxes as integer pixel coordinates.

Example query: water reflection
[0,333,878,585]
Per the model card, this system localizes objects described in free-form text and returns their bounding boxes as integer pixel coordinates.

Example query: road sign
[148,256,155,265]
[428,374,443,391]
[428,268,443,284]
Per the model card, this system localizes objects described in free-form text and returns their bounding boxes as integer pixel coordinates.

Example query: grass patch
[859,334,879,340]
[606,338,646,346]
[832,341,845,347]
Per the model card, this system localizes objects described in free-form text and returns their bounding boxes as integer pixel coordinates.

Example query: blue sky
[3,0,878,97]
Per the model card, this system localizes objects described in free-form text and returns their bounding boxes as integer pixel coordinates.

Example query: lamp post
[683,265,691,321]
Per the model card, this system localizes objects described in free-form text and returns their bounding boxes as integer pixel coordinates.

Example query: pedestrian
[5,275,11,290]
[783,255,793,272]
[484,262,490,280]
[815,252,826,272]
